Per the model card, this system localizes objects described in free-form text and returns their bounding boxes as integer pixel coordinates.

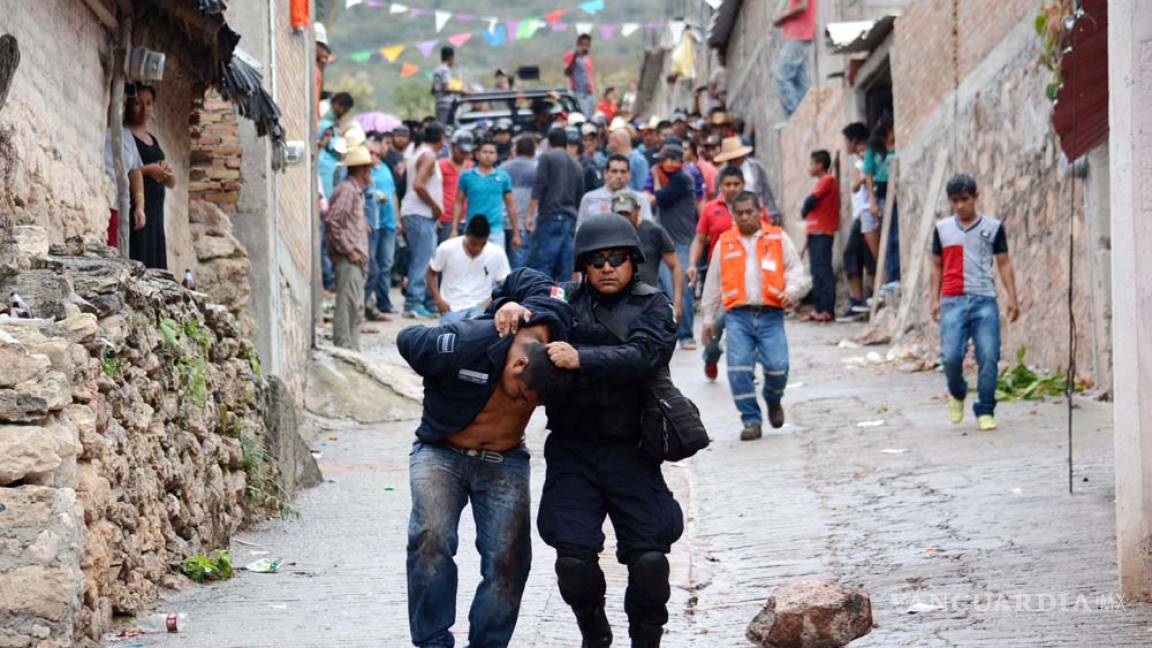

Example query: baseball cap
[610,190,642,215]
[580,122,599,137]
[654,144,684,162]
[452,129,476,152]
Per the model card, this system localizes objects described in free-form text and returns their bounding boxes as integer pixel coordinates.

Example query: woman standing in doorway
[126,83,175,269]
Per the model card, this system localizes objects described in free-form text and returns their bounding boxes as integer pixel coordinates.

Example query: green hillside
[316,0,674,118]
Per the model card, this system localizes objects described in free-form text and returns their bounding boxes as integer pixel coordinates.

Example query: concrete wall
[1108,0,1152,602]
[891,5,1110,387]
[226,0,315,406]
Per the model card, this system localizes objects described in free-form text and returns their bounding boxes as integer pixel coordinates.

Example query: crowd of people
[304,7,1029,647]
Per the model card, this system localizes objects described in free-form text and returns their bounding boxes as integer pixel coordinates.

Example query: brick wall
[189,93,243,213]
[893,0,1035,145]
[893,13,1109,388]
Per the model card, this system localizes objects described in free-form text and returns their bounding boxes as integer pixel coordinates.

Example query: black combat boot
[576,605,612,647]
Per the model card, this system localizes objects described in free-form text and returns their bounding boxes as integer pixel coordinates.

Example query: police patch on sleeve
[437,332,457,354]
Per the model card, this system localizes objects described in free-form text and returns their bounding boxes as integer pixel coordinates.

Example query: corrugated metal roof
[830,15,897,54]
[1053,0,1108,160]
[707,0,744,49]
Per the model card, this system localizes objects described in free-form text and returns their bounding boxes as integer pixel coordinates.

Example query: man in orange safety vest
[700,190,811,441]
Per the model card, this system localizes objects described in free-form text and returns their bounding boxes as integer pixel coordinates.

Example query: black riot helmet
[573,213,646,271]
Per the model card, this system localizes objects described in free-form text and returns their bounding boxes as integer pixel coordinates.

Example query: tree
[327,71,378,113]
[392,81,434,120]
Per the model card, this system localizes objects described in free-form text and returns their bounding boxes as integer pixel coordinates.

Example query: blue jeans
[374,228,397,311]
[885,199,901,283]
[703,308,726,364]
[526,215,576,282]
[404,215,439,313]
[439,306,484,324]
[660,244,696,341]
[365,228,380,307]
[320,220,335,290]
[438,220,454,245]
[505,229,528,269]
[407,441,532,648]
[725,307,789,426]
[774,39,811,117]
[940,295,1001,416]
[807,233,835,314]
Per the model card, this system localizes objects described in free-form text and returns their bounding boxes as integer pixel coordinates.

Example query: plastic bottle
[137,612,188,634]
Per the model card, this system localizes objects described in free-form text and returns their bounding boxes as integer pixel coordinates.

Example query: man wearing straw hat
[712,136,782,224]
[325,144,375,351]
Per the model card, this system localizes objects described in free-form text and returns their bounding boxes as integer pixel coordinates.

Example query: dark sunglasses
[587,251,630,269]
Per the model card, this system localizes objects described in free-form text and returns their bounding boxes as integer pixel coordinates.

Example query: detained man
[398,294,575,648]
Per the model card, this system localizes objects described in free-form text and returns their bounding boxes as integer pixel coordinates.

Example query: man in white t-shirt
[427,215,511,323]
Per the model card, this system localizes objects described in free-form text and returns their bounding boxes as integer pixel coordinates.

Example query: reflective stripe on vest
[717,225,787,310]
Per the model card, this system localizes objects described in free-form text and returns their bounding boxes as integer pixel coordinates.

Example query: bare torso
[446,387,535,452]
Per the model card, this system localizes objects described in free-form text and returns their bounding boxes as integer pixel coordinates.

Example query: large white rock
[0,425,62,484]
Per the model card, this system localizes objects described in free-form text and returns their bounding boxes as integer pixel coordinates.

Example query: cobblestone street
[120,320,1152,647]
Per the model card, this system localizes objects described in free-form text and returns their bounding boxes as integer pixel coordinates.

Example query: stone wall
[0,233,282,647]
[0,0,111,242]
[891,10,1110,387]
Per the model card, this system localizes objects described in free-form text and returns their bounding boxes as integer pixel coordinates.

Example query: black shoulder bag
[593,298,711,463]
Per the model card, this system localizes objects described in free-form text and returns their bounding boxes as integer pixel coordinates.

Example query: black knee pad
[555,553,606,610]
[628,551,669,585]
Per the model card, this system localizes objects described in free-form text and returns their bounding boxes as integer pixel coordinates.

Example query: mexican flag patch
[550,286,567,301]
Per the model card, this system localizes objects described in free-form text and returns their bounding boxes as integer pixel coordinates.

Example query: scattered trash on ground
[837,339,862,349]
[881,448,908,454]
[180,550,233,583]
[232,539,266,549]
[866,351,884,364]
[857,420,886,428]
[136,612,189,634]
[384,486,396,491]
[1011,488,1023,495]
[244,558,283,573]
[786,381,805,389]
[906,602,943,614]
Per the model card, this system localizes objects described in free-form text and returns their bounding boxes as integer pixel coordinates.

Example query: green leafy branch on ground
[993,346,1084,402]
[180,550,233,583]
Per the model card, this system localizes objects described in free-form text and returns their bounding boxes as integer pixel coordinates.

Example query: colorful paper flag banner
[574,22,594,36]
[389,2,408,13]
[345,0,363,8]
[447,32,473,48]
[347,50,373,62]
[457,14,476,22]
[599,24,615,40]
[435,9,452,33]
[545,9,567,23]
[364,0,385,7]
[620,22,639,37]
[400,62,420,77]
[410,7,430,17]
[379,44,405,62]
[415,39,438,58]
[506,20,519,43]
[580,0,604,15]
[516,18,545,40]
[550,21,570,32]
[482,24,507,47]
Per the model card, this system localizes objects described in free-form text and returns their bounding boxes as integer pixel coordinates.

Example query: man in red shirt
[801,149,840,321]
[439,130,474,242]
[686,166,764,380]
[773,0,816,116]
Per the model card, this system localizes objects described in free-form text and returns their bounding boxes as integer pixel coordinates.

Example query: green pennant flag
[516,18,544,40]
[347,50,373,63]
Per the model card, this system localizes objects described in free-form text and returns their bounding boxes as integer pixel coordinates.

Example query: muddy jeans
[407,441,532,648]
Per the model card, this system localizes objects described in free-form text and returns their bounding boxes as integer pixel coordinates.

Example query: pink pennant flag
[415,39,438,58]
[506,20,519,43]
[447,32,472,48]
[644,21,661,30]
[600,25,615,40]
[410,7,430,17]
[550,21,570,32]
[457,14,475,22]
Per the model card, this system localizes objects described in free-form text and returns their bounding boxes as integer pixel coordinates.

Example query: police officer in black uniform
[491,213,682,647]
